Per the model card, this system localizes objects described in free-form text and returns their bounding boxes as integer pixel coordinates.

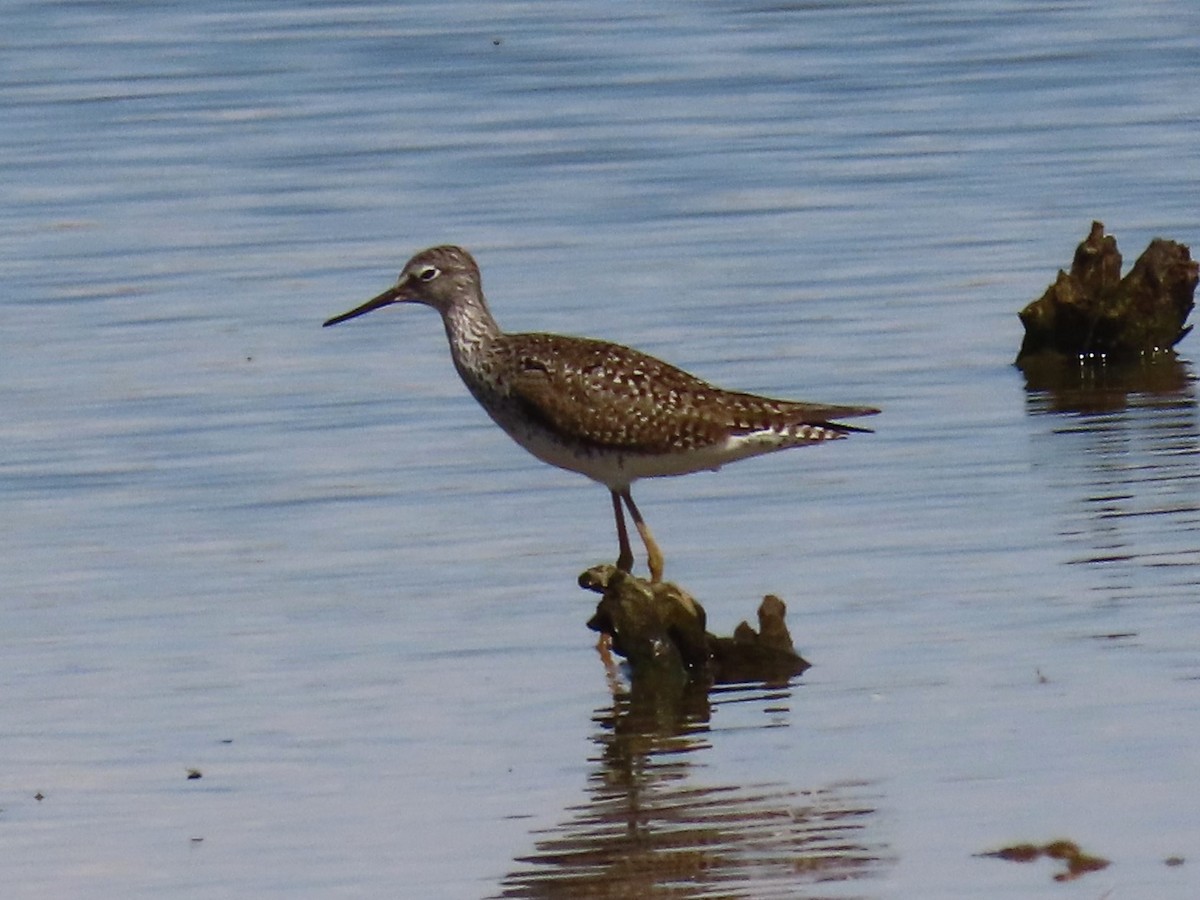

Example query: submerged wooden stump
[580,565,809,684]
[1016,221,1195,363]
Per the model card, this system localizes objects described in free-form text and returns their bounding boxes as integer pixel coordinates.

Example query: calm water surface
[3,1,1199,897]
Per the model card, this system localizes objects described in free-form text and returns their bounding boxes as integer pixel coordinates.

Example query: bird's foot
[647,550,664,584]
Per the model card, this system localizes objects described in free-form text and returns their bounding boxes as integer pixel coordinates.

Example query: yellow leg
[611,490,634,573]
[620,489,664,583]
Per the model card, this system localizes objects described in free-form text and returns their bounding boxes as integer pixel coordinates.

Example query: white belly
[501,418,812,491]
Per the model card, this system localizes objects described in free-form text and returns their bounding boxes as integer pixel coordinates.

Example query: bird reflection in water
[496,674,889,898]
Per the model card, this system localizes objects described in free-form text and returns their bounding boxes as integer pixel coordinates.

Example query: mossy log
[580,565,809,684]
[1016,221,1195,363]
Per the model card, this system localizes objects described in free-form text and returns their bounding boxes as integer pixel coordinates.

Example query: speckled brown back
[496,332,878,455]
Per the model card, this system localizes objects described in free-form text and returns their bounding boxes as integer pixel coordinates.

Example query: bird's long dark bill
[322,283,405,327]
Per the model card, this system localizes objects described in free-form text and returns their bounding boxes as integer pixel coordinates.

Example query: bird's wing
[503,334,877,453]
[504,335,731,453]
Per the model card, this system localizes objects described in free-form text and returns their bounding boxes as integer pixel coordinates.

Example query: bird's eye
[417,265,440,282]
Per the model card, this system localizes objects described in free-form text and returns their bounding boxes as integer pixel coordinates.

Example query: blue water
[3,1,1199,897]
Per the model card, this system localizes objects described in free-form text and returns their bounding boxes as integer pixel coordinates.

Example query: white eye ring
[417,265,440,282]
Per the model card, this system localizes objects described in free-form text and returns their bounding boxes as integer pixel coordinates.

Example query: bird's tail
[787,402,880,435]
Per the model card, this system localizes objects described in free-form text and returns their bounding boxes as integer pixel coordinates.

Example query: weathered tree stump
[581,565,809,684]
[1016,221,1195,363]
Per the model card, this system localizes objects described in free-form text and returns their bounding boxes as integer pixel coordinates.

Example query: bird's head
[323,245,482,326]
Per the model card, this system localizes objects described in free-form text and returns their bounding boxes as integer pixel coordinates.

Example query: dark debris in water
[979,839,1110,882]
[1017,220,1196,364]
[580,564,809,685]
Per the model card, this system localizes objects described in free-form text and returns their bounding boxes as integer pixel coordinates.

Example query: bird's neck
[441,295,502,372]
